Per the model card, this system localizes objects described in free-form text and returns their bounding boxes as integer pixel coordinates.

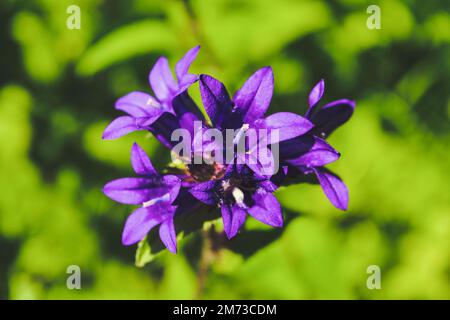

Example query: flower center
[220,173,258,208]
[187,162,226,182]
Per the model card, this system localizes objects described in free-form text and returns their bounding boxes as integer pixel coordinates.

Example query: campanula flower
[189,164,282,239]
[279,80,355,210]
[198,68,314,175]
[103,143,181,252]
[102,46,201,141]
[102,45,355,252]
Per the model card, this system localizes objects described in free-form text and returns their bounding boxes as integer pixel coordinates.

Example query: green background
[0,0,449,299]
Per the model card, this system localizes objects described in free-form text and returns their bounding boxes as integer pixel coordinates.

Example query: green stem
[195,224,216,299]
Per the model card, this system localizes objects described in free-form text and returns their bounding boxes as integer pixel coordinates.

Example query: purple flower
[198,68,314,175]
[305,79,355,139]
[102,46,200,141]
[103,143,181,252]
[186,68,316,237]
[101,47,355,252]
[279,80,355,210]
[190,164,282,239]
[199,67,313,139]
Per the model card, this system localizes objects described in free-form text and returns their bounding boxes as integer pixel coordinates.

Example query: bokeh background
[0,0,449,299]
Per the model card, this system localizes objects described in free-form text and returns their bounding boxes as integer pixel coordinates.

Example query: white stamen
[146,97,160,108]
[232,187,245,205]
[142,193,170,208]
[233,123,250,145]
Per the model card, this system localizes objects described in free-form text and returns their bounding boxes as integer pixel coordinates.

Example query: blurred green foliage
[0,0,449,299]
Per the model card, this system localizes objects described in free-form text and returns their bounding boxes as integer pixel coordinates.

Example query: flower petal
[159,218,177,253]
[172,92,205,136]
[279,134,314,159]
[254,112,314,143]
[237,143,277,177]
[221,204,247,239]
[248,190,283,227]
[149,112,182,149]
[162,175,182,202]
[103,177,177,205]
[131,143,157,176]
[199,74,234,127]
[175,45,200,85]
[102,116,140,140]
[188,180,217,205]
[149,57,177,102]
[233,66,273,123]
[310,99,355,137]
[306,79,325,117]
[115,91,161,117]
[313,168,349,210]
[121,206,164,246]
[285,136,340,167]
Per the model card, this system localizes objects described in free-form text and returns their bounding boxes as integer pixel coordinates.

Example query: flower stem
[195,223,217,299]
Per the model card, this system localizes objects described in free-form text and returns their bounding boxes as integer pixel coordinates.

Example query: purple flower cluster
[102,46,355,253]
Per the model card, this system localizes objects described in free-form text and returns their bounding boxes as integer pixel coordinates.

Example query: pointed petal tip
[224,232,233,240]
[224,228,238,240]
[155,55,168,64]
[334,200,349,211]
[101,132,111,140]
[121,234,136,246]
[102,181,114,198]
[130,142,157,176]
[167,245,177,254]
[349,100,356,109]
[273,215,284,228]
[260,65,273,74]
[198,74,210,82]
[317,79,325,89]
[307,79,326,111]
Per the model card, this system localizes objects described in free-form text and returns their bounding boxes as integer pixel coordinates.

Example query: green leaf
[135,232,185,267]
[135,237,156,267]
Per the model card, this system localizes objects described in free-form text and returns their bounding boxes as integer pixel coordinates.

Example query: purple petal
[313,168,349,210]
[258,179,278,193]
[103,177,178,205]
[248,190,283,227]
[233,67,273,123]
[254,112,314,143]
[115,91,161,117]
[162,175,182,202]
[221,204,247,239]
[175,45,200,85]
[149,57,177,102]
[279,134,314,159]
[310,99,355,137]
[122,206,164,246]
[172,92,205,136]
[149,112,182,149]
[102,116,140,140]
[159,219,177,253]
[188,180,217,205]
[131,143,157,176]
[306,79,325,118]
[199,74,234,127]
[238,144,277,177]
[285,137,340,168]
